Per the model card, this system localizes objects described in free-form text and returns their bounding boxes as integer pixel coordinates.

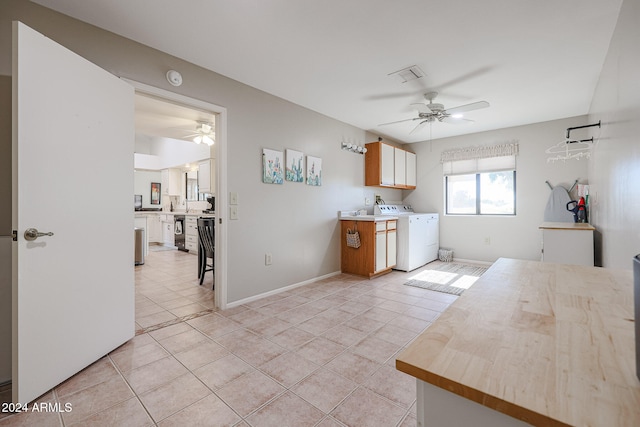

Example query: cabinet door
[148,215,162,243]
[381,143,395,186]
[161,169,169,195]
[375,231,387,272]
[394,148,406,187]
[198,160,211,194]
[387,230,397,267]
[406,151,416,187]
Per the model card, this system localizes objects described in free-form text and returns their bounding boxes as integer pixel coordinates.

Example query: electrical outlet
[365,198,371,206]
[265,253,272,265]
[230,206,238,220]
[484,237,491,245]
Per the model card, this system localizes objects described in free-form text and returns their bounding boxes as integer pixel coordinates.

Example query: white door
[12,22,135,404]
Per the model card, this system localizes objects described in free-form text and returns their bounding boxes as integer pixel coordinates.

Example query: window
[446,170,516,215]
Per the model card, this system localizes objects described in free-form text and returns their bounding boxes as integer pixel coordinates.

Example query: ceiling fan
[380,92,490,134]
[184,122,215,146]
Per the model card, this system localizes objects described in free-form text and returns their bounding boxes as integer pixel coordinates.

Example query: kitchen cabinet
[341,218,397,278]
[161,168,182,196]
[161,214,175,247]
[365,141,416,189]
[147,214,162,243]
[198,159,215,194]
[185,216,199,254]
[539,222,594,266]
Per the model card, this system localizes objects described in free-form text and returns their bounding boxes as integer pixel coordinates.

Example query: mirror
[185,170,198,201]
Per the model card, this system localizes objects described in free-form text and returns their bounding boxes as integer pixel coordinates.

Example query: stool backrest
[197,218,214,257]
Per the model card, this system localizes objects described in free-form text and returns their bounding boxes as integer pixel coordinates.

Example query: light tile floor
[0,249,460,427]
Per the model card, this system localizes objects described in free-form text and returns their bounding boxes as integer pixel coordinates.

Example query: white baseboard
[225,270,342,309]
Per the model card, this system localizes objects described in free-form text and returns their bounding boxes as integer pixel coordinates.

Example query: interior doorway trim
[122,78,228,309]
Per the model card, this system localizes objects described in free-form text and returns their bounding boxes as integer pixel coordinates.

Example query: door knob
[24,228,54,241]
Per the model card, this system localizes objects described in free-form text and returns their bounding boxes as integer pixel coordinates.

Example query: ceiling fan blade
[378,117,421,126]
[440,116,474,124]
[409,120,430,134]
[410,103,433,114]
[444,101,490,115]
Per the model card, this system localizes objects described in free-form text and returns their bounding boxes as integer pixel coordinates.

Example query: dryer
[374,204,439,272]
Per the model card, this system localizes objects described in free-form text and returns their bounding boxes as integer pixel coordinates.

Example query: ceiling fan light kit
[191,122,215,146]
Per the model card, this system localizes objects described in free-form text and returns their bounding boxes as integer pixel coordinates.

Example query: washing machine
[374,204,439,272]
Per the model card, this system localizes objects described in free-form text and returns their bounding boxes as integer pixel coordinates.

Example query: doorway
[127,80,228,312]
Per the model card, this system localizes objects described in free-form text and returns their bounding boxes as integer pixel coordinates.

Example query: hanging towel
[174,221,183,235]
[543,186,575,222]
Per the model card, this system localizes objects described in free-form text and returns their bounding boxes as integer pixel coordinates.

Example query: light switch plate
[230,206,238,220]
[230,192,238,205]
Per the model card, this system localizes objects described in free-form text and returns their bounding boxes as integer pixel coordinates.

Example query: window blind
[441,142,518,175]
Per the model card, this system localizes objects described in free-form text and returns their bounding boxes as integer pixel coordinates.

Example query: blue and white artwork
[285,149,304,183]
[306,155,322,186]
[262,148,284,184]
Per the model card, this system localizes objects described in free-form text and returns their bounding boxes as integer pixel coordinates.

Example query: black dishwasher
[174,215,186,251]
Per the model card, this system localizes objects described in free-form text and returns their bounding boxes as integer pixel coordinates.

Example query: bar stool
[197,218,214,287]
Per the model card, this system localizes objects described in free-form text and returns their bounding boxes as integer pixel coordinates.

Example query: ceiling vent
[388,65,425,83]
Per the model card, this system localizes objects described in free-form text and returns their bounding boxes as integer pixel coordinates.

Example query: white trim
[225,271,342,309]
[121,79,229,309]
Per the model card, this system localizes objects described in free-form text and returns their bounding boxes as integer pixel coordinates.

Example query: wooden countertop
[539,221,595,231]
[396,258,639,426]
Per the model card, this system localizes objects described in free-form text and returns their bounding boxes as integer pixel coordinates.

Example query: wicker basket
[438,248,454,262]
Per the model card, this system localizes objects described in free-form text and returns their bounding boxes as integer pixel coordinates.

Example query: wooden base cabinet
[341,219,397,278]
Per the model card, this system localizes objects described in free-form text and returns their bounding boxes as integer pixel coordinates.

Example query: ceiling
[33,0,623,144]
[134,93,215,142]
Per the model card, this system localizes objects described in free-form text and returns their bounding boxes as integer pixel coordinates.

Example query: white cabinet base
[416,380,530,427]
[541,228,594,266]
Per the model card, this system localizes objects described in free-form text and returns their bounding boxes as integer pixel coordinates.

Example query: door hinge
[12,230,17,241]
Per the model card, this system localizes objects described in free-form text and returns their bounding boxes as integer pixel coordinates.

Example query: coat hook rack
[565,120,600,142]
[545,179,578,192]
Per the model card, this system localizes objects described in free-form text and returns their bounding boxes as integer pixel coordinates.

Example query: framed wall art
[150,182,161,204]
[306,155,322,186]
[262,148,284,184]
[285,149,304,182]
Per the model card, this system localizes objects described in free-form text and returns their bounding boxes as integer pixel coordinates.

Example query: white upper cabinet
[394,147,406,187]
[381,143,395,186]
[161,168,182,196]
[198,159,215,194]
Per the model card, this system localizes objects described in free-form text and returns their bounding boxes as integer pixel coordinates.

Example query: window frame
[445,170,517,216]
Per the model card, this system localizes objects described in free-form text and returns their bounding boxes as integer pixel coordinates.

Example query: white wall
[133,170,162,209]
[403,116,589,263]
[587,0,640,269]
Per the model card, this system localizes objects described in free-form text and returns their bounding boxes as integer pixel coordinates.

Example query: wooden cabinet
[185,216,199,254]
[365,141,416,189]
[161,168,182,196]
[198,159,215,194]
[341,219,397,278]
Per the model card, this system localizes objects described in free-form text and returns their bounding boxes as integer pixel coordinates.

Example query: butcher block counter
[396,258,639,427]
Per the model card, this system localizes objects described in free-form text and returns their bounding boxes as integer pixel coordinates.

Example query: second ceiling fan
[380,92,490,134]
